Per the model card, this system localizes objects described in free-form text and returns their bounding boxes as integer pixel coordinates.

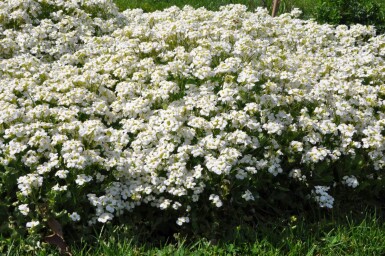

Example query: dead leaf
[44,218,72,256]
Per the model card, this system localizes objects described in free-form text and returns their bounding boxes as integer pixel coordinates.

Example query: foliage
[314,0,385,34]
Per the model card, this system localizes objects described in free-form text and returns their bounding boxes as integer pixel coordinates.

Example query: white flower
[290,141,303,152]
[342,175,359,188]
[106,205,115,213]
[96,173,106,182]
[18,204,30,216]
[262,122,284,135]
[26,220,40,229]
[52,184,68,191]
[69,212,81,222]
[235,168,247,180]
[304,147,330,163]
[172,202,182,210]
[241,190,255,201]
[98,213,113,223]
[209,194,223,207]
[313,186,334,208]
[159,199,172,210]
[289,169,306,181]
[17,174,43,196]
[176,216,190,226]
[75,174,93,186]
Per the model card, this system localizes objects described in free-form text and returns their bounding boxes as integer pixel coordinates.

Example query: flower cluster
[313,186,334,209]
[1,0,385,230]
[342,175,359,188]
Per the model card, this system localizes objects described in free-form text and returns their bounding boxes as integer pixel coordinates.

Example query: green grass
[113,0,315,17]
[113,0,385,28]
[113,0,385,12]
[3,212,385,255]
[113,0,255,12]
[73,213,385,255]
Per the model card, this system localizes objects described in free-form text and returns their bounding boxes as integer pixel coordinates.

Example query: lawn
[5,212,385,255]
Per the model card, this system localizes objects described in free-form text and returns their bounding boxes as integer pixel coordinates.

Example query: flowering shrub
[1,0,385,241]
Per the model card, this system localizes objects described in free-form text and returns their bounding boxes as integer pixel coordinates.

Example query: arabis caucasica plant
[1,0,385,237]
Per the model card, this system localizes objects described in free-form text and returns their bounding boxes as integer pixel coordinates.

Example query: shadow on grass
[58,197,385,255]
[2,198,384,255]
